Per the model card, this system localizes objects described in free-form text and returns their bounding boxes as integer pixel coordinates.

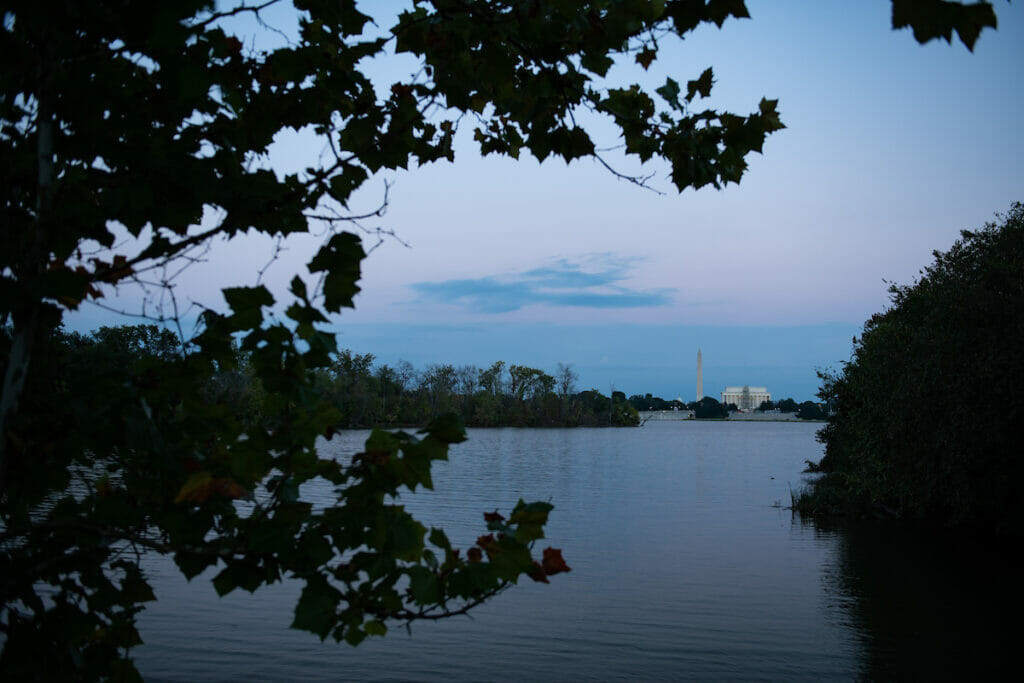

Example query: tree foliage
[776,398,799,413]
[0,0,1002,678]
[801,203,1024,533]
[629,393,685,412]
[693,396,728,419]
[313,352,628,427]
[795,401,825,420]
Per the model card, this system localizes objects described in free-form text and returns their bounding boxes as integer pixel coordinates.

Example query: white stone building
[720,385,770,411]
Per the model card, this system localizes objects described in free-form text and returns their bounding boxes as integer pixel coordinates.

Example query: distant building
[721,385,770,411]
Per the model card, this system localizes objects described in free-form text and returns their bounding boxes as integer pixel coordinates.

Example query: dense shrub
[800,203,1024,534]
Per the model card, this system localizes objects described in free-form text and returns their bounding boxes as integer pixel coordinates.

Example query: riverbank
[638,410,820,423]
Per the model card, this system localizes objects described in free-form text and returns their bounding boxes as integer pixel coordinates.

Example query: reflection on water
[812,518,1022,681]
[130,422,1018,681]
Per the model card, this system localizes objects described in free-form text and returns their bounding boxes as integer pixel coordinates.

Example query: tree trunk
[0,39,53,495]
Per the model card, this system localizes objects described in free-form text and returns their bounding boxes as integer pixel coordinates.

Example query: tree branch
[188,0,285,30]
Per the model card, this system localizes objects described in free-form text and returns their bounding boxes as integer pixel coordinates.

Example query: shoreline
[638,410,821,423]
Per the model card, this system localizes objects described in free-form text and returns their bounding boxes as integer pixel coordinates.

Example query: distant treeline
[312,353,638,428]
[43,326,639,428]
[627,394,826,419]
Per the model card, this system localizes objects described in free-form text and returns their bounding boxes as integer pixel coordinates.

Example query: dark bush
[801,203,1024,534]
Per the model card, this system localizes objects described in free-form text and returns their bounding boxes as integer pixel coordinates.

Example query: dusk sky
[68,1,1024,402]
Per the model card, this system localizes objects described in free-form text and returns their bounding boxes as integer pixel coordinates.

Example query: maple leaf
[213,478,249,499]
[354,450,390,465]
[174,471,213,503]
[475,533,498,559]
[541,547,570,576]
[635,47,657,70]
[483,510,504,522]
[96,477,113,498]
[174,472,249,503]
[527,561,549,583]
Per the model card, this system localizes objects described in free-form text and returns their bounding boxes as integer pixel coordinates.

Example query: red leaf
[96,477,113,498]
[541,547,570,576]
[174,472,248,503]
[213,478,248,499]
[354,450,390,465]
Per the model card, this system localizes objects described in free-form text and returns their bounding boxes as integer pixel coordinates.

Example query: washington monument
[696,349,703,402]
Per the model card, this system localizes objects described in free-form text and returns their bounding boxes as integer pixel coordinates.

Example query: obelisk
[696,349,703,402]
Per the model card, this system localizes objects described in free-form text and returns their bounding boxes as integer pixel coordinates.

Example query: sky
[68,0,1024,403]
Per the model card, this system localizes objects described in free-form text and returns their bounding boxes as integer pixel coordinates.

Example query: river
[133,421,1020,681]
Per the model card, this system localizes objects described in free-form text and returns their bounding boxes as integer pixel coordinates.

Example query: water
[132,422,1018,681]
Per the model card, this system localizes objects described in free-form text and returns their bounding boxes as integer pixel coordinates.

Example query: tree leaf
[686,68,714,101]
[891,0,997,51]
[635,47,657,70]
[509,500,554,525]
[308,232,365,312]
[223,286,274,314]
[428,527,452,551]
[291,575,342,640]
[406,565,441,605]
[656,77,681,109]
[363,620,387,636]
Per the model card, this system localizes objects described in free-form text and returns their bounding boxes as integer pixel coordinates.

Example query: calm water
[133,422,1020,681]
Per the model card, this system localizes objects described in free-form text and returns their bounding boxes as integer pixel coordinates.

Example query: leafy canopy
[0,0,1000,679]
